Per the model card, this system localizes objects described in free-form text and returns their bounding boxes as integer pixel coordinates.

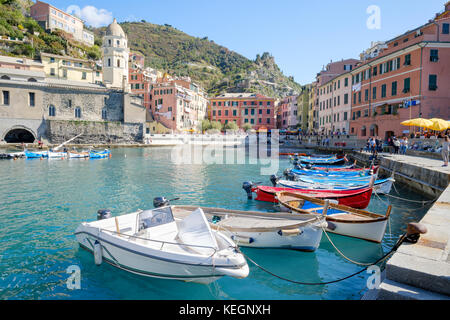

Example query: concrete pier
[281,143,450,300]
[350,153,450,300]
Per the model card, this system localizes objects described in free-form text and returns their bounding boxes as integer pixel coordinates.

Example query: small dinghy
[48,150,66,159]
[276,175,395,195]
[172,205,327,252]
[24,150,48,159]
[89,149,111,159]
[75,205,249,284]
[276,192,392,243]
[68,150,90,159]
[299,156,346,166]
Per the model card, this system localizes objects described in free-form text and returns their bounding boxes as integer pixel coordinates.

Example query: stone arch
[2,125,36,143]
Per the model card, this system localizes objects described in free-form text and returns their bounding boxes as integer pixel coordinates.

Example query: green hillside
[0,0,101,60]
[94,21,302,98]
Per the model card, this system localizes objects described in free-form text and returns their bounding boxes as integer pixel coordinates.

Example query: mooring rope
[240,245,397,286]
[320,227,391,267]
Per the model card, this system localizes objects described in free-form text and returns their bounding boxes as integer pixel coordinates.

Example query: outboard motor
[242,182,254,200]
[293,160,299,166]
[287,172,296,181]
[305,164,312,170]
[153,197,169,208]
[97,209,112,221]
[294,165,301,170]
[283,169,290,179]
[270,175,279,187]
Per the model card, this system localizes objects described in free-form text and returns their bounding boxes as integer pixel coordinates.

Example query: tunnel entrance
[3,128,36,143]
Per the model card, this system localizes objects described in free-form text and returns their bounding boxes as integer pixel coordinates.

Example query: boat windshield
[138,207,175,231]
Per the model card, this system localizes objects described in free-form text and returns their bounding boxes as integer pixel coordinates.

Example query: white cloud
[67,5,113,28]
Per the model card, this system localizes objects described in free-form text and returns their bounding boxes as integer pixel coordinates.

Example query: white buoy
[94,240,103,265]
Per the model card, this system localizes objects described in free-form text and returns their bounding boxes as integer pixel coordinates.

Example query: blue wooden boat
[290,167,375,177]
[24,150,48,159]
[299,156,346,166]
[89,149,111,159]
[277,177,394,195]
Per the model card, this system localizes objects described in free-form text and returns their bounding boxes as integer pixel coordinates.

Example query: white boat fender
[231,235,255,245]
[326,221,337,231]
[94,240,103,265]
[278,229,302,237]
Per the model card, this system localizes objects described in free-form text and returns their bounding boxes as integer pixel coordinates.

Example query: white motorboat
[173,206,327,252]
[75,206,249,284]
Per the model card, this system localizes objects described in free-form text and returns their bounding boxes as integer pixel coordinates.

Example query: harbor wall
[46,120,143,144]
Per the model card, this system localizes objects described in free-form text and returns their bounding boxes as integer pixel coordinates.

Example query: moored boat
[75,205,249,284]
[299,156,346,166]
[89,149,111,159]
[276,192,392,243]
[68,150,90,159]
[48,151,66,159]
[172,205,327,252]
[244,184,373,209]
[276,177,395,195]
[24,150,48,159]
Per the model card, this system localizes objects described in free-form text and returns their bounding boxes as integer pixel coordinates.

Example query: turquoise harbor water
[0,147,433,300]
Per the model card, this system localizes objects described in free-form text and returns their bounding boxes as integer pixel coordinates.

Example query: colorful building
[297,88,309,132]
[318,71,352,135]
[308,82,317,133]
[149,76,208,132]
[30,0,94,46]
[278,95,298,130]
[209,93,276,131]
[350,2,450,139]
[317,59,359,135]
[129,52,151,109]
[40,52,102,85]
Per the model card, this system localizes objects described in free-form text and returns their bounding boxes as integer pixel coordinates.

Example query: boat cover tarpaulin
[177,208,219,253]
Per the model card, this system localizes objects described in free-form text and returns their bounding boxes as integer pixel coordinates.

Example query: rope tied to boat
[240,227,416,286]
[320,227,392,267]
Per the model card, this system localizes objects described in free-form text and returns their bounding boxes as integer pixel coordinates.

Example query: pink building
[149,76,208,132]
[318,72,352,135]
[316,59,359,134]
[278,95,298,129]
[350,2,450,139]
[30,1,94,46]
[209,93,276,130]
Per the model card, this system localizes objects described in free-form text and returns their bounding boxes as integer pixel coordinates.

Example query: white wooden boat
[75,207,249,284]
[48,151,66,159]
[68,151,90,159]
[276,192,392,243]
[172,206,327,252]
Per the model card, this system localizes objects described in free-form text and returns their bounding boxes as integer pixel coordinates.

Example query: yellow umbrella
[427,118,450,131]
[401,118,434,128]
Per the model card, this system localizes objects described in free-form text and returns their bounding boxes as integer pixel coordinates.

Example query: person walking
[393,138,401,154]
[400,137,409,155]
[442,136,449,167]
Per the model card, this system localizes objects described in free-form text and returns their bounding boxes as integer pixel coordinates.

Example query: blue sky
[50,0,446,84]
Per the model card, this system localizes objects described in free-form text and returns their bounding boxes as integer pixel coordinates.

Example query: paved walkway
[370,152,450,175]
[362,153,450,300]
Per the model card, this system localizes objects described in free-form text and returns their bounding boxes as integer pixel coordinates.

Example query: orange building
[209,93,276,130]
[129,52,151,109]
[350,2,450,139]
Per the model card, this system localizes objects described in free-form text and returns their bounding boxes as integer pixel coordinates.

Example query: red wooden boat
[251,185,373,209]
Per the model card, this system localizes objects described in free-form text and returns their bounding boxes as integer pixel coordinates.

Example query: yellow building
[308,83,316,132]
[40,53,102,85]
